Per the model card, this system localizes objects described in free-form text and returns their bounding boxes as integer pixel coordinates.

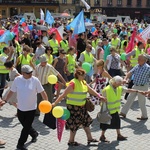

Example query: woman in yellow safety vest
[100,76,138,142]
[43,46,53,65]
[53,68,106,146]
[15,45,35,73]
[65,46,77,81]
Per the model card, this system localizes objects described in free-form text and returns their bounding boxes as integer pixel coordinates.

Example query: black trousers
[17,109,37,146]
[0,73,9,98]
[108,68,121,77]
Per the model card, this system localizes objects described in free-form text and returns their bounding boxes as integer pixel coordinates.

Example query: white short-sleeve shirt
[11,75,44,111]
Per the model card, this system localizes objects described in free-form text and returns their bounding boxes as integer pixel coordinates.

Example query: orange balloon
[39,100,52,113]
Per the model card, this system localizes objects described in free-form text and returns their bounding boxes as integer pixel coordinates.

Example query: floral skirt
[66,104,92,132]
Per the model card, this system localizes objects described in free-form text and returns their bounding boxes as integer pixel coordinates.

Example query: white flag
[40,9,45,20]
[81,0,91,10]
[139,25,150,42]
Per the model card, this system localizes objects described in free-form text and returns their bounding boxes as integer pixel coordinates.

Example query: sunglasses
[25,71,33,74]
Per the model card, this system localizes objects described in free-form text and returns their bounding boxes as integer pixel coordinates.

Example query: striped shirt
[130,63,150,86]
[35,64,59,85]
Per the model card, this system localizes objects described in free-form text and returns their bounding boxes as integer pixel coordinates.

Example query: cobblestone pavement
[0,96,150,150]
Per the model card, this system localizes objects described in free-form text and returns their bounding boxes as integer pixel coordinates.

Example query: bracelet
[97,93,101,98]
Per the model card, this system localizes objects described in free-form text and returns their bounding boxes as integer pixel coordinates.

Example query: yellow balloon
[52,106,64,118]
[47,75,58,84]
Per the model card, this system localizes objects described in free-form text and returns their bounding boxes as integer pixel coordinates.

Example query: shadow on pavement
[121,118,150,135]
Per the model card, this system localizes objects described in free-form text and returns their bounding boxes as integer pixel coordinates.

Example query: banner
[57,118,66,142]
[126,28,137,53]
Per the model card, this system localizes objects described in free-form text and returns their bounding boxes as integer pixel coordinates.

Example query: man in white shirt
[2,65,48,150]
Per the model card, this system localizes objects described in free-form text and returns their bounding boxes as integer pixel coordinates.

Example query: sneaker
[31,132,39,143]
[16,144,28,150]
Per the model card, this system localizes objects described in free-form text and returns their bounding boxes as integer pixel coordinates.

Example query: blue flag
[0,30,14,44]
[85,18,92,23]
[45,10,54,26]
[69,11,85,35]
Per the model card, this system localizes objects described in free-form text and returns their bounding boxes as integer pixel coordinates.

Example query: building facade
[0,0,60,18]
[0,0,150,21]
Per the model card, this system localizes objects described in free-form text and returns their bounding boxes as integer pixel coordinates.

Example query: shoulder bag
[97,102,112,124]
[85,97,95,112]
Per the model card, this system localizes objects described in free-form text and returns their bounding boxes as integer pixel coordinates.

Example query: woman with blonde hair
[53,68,106,146]
[90,59,112,105]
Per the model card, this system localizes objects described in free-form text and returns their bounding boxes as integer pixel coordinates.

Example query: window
[72,0,75,4]
[117,0,122,5]
[127,0,132,6]
[147,0,150,6]
[94,0,100,5]
[2,10,6,16]
[137,0,141,6]
[107,0,112,5]
[62,0,67,4]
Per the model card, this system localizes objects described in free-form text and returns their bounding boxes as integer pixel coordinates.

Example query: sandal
[100,135,110,143]
[68,141,80,146]
[87,139,99,145]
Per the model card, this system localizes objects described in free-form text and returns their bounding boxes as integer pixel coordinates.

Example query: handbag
[43,112,56,129]
[85,98,95,112]
[97,102,112,124]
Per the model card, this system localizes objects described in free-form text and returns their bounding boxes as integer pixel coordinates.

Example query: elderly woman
[100,76,138,142]
[53,68,106,146]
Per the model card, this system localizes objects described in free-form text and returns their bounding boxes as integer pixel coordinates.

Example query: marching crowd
[0,17,150,150]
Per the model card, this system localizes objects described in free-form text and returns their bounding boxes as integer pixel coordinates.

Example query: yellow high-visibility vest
[66,54,75,73]
[0,53,10,74]
[67,78,88,106]
[49,39,59,54]
[103,85,122,114]
[130,47,144,67]
[60,40,69,52]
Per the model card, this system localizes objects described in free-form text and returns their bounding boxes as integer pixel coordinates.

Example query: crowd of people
[0,16,150,149]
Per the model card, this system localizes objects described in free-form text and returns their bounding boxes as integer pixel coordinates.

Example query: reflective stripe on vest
[0,53,9,73]
[67,54,75,73]
[103,85,122,114]
[60,40,69,52]
[49,39,59,54]
[130,48,144,67]
[82,51,94,65]
[67,78,88,106]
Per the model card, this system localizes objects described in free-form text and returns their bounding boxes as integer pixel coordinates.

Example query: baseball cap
[21,65,33,73]
[39,55,47,63]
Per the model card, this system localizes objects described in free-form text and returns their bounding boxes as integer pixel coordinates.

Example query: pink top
[69,35,77,48]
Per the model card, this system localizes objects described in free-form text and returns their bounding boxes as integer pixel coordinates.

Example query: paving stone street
[0,96,150,150]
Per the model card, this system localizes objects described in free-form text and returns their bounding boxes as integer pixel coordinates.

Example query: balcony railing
[0,0,59,5]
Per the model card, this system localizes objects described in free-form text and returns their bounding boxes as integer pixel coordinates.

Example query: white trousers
[121,85,148,118]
